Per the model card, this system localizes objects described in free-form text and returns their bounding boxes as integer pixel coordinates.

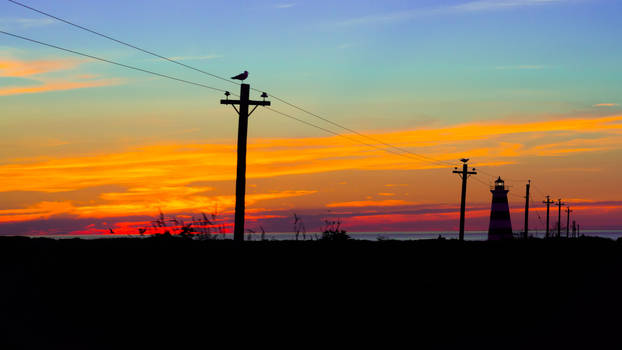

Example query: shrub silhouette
[139,208,228,240]
[293,213,306,240]
[320,218,350,241]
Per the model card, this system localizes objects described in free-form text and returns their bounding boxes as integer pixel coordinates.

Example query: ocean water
[251,230,622,241]
[18,230,622,241]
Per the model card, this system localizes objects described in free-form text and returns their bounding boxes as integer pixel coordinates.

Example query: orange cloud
[0,189,316,223]
[0,57,84,77]
[0,57,122,95]
[382,115,622,147]
[1,114,621,228]
[0,115,621,195]
[0,201,73,222]
[0,78,122,96]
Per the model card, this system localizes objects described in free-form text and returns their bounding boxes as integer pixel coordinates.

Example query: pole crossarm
[220,100,271,106]
[221,99,270,117]
[453,170,478,176]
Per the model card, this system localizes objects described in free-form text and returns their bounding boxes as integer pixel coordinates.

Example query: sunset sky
[1,0,621,235]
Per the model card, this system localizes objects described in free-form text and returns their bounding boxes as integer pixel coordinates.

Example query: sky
[1,0,621,235]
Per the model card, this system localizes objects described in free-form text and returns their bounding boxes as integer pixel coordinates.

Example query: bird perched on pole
[231,71,248,81]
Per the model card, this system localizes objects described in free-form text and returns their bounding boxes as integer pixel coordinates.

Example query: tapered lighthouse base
[488,177,513,241]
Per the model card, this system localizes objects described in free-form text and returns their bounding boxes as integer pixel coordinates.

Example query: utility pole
[556,198,565,238]
[543,196,554,238]
[566,207,572,238]
[453,159,477,241]
[523,180,531,239]
[572,220,577,238]
[221,84,270,241]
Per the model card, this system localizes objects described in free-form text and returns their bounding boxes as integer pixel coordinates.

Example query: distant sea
[17,230,622,241]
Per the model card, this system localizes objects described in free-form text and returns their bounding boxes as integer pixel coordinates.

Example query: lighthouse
[488,177,513,240]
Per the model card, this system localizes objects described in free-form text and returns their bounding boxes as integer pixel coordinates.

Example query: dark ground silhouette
[1,236,621,348]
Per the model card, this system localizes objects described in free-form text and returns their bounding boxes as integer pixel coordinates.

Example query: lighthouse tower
[488,177,513,240]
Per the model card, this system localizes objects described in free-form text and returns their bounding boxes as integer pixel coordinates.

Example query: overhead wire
[6,0,454,168]
[264,107,431,161]
[531,183,548,199]
[6,0,565,208]
[0,30,228,93]
[476,167,529,183]
[0,30,454,169]
[263,95,454,166]
[4,1,589,242]
[6,0,237,87]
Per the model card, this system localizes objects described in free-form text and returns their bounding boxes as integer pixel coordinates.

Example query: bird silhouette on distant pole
[231,71,248,82]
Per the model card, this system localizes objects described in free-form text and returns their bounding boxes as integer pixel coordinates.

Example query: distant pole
[556,199,565,238]
[523,180,531,239]
[566,207,572,238]
[453,160,477,241]
[221,84,270,241]
[572,220,577,238]
[578,224,580,237]
[543,196,554,238]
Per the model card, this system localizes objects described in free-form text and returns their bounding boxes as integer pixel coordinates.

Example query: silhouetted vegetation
[293,213,306,240]
[246,226,267,241]
[140,208,227,240]
[320,218,350,241]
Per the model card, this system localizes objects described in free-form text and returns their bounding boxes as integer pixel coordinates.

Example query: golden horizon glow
[0,108,621,233]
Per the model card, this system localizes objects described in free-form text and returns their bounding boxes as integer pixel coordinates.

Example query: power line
[0,30,228,93]
[532,183,547,198]
[0,30,454,169]
[476,167,529,183]
[7,0,454,168]
[4,0,555,185]
[3,1,575,237]
[0,30,546,196]
[265,95,454,167]
[265,107,449,165]
[6,0,237,87]
[471,176,492,190]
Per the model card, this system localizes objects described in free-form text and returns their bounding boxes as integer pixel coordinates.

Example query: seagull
[460,158,469,163]
[231,71,248,81]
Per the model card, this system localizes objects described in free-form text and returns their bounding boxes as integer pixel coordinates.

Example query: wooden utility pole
[556,198,565,238]
[566,207,572,238]
[523,180,531,239]
[221,84,270,241]
[543,196,554,238]
[453,159,477,241]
